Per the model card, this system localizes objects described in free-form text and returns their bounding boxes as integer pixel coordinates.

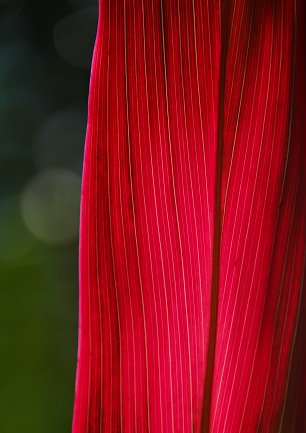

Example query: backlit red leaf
[72,1,306,432]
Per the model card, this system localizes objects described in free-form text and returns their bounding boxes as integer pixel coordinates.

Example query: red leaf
[72,0,306,432]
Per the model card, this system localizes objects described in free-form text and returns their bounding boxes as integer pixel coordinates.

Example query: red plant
[72,0,306,431]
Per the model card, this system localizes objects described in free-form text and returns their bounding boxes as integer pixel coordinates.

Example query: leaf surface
[72,0,306,432]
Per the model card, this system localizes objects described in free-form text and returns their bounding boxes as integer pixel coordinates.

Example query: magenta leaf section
[72,1,306,432]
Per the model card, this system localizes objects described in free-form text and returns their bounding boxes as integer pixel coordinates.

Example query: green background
[0,1,97,431]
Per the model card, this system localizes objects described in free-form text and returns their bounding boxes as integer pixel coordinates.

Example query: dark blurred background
[0,1,98,431]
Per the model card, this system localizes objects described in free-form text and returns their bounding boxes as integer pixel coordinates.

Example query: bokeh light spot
[53,7,98,69]
[33,109,86,174]
[21,169,81,245]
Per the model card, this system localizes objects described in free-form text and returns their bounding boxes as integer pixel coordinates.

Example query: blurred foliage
[0,0,97,432]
